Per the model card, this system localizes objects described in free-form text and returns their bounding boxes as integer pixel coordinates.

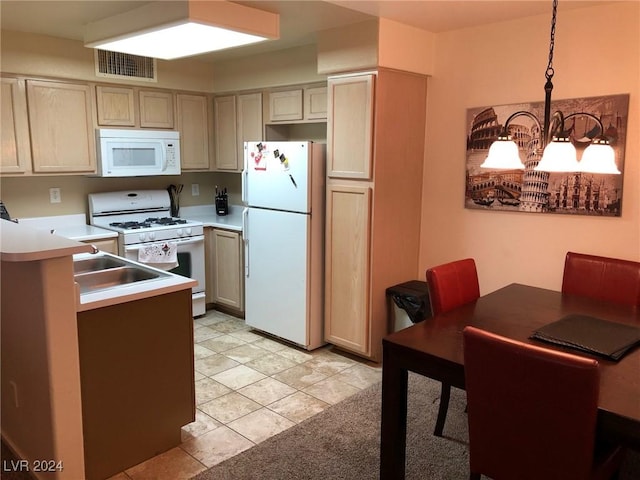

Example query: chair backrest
[463,326,600,480]
[562,251,640,307]
[426,258,480,316]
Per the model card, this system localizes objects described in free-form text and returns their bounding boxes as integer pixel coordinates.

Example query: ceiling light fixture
[84,0,279,60]
[480,0,619,174]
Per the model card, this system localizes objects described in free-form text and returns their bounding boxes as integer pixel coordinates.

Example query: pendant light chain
[546,0,558,82]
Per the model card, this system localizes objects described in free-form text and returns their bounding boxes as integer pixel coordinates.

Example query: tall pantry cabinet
[324,69,427,362]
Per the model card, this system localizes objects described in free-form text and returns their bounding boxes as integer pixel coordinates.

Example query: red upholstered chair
[562,251,640,308]
[425,258,480,436]
[463,326,625,480]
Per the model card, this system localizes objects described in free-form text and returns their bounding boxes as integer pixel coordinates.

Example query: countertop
[16,214,118,242]
[1,219,94,261]
[180,204,243,232]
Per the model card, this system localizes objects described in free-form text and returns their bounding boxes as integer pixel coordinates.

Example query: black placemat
[530,314,640,361]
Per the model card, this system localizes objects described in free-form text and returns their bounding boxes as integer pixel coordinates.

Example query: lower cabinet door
[324,183,372,355]
[211,228,244,310]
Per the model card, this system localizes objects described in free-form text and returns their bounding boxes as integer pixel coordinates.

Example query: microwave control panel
[166,143,177,167]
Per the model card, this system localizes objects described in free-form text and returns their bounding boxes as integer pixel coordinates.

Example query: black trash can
[386,280,432,332]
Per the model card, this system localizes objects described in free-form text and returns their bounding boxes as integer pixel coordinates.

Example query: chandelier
[480,0,620,174]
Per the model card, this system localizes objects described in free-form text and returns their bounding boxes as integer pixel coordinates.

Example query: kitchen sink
[73,256,127,274]
[74,266,162,294]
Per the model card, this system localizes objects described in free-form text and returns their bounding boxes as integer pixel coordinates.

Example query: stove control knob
[186,227,192,236]
[149,232,156,241]
[177,228,184,237]
[139,233,147,242]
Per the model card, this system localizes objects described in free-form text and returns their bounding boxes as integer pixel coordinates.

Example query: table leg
[380,346,409,480]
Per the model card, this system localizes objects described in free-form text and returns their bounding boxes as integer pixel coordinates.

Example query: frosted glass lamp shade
[534,138,580,172]
[579,141,620,174]
[481,140,525,170]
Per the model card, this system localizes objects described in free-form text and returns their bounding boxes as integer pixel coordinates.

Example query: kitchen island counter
[180,204,243,232]
[1,217,94,261]
[17,214,118,242]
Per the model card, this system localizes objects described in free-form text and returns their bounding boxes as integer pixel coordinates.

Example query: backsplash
[0,172,241,220]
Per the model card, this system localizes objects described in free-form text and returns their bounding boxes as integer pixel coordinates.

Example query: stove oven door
[123,235,205,295]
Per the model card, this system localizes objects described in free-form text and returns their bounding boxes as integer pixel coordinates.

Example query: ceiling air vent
[94,50,157,82]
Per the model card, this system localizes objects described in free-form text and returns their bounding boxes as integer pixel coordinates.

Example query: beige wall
[419,2,640,294]
[0,30,216,92]
[1,172,241,220]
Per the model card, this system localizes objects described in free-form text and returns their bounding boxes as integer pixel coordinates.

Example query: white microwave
[96,129,180,177]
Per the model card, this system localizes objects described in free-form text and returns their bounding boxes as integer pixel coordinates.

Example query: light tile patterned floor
[108,309,382,480]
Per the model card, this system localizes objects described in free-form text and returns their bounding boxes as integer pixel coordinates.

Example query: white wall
[419,2,640,294]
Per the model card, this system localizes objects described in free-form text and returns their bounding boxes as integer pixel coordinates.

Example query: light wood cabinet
[212,229,244,311]
[1,77,32,174]
[95,85,136,126]
[205,227,244,312]
[304,86,328,120]
[96,86,174,128]
[237,92,263,162]
[27,79,96,173]
[268,86,327,123]
[324,184,372,354]
[213,95,237,171]
[139,90,174,128]
[326,74,374,179]
[213,93,262,172]
[324,69,427,361]
[268,89,303,122]
[176,93,209,170]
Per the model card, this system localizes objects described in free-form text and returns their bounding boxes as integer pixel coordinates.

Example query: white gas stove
[88,190,206,316]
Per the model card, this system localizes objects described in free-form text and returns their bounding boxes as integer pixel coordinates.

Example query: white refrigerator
[242,141,326,349]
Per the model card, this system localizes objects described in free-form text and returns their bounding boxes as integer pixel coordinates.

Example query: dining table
[379,283,640,480]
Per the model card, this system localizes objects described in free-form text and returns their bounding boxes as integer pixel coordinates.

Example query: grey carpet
[194,373,639,479]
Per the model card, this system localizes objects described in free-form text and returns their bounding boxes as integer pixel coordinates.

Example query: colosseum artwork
[465,94,629,216]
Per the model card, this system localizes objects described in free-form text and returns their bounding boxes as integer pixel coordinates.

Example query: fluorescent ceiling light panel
[85,1,279,60]
[95,22,268,60]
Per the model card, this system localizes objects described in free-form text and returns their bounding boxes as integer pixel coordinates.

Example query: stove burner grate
[145,217,188,226]
[110,221,151,229]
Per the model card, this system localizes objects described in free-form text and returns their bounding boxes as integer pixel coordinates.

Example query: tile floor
[107,309,382,480]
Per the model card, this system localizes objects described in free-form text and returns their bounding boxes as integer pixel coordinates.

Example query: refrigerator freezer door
[244,207,309,346]
[244,141,311,213]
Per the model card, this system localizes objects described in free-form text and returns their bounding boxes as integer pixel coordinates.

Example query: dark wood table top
[380,283,640,479]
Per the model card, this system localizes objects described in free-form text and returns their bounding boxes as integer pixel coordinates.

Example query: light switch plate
[191,184,200,196]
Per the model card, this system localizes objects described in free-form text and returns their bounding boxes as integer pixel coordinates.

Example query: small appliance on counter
[0,201,13,221]
[215,186,229,216]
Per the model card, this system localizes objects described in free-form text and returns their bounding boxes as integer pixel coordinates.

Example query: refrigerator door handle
[241,168,248,204]
[242,207,249,278]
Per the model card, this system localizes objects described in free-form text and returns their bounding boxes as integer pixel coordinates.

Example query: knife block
[215,196,228,215]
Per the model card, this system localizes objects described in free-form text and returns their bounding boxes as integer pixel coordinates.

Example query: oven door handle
[124,235,204,252]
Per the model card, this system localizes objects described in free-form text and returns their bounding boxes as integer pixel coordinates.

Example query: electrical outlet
[49,188,61,204]
[191,184,200,196]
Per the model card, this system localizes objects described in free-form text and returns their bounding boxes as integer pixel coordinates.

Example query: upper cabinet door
[327,74,374,180]
[237,92,263,166]
[1,77,32,174]
[139,90,174,129]
[213,95,239,171]
[27,79,96,173]
[176,93,209,170]
[268,89,303,122]
[304,86,327,120]
[96,85,136,126]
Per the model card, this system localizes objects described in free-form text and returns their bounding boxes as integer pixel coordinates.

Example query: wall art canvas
[465,94,629,216]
